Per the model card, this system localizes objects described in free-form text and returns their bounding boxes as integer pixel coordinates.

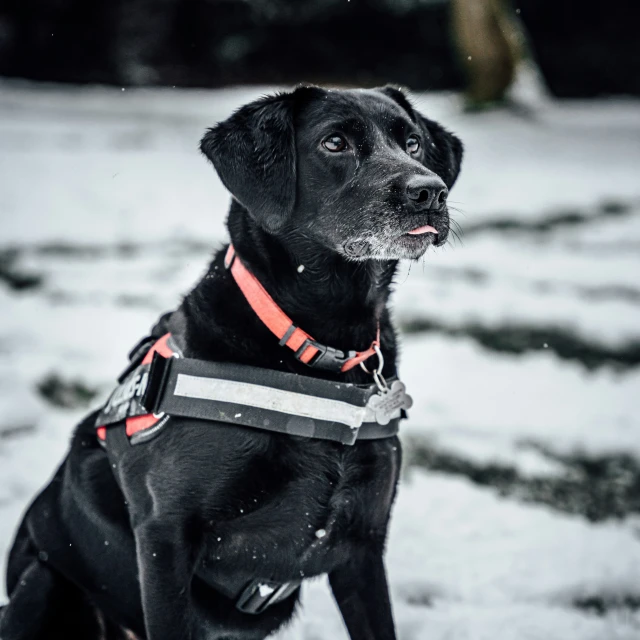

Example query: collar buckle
[295,338,356,373]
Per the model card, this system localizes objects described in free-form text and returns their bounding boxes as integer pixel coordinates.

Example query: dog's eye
[406,135,420,155]
[322,134,347,152]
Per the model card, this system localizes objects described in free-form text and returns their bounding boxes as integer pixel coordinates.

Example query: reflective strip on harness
[157,355,399,445]
[173,374,367,429]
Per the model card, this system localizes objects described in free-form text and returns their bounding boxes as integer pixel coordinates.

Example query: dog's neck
[231,203,397,334]
[183,203,399,379]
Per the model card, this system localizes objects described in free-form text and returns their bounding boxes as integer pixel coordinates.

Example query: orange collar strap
[224,244,380,373]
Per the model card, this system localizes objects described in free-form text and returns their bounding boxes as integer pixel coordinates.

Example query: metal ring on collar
[360,345,388,392]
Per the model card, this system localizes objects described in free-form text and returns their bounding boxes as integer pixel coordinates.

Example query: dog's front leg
[135,520,197,640]
[329,545,396,640]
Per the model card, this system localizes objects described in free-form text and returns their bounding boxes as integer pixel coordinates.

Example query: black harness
[96,321,411,614]
[97,346,404,446]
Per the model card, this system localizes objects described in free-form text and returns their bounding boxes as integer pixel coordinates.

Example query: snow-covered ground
[1,78,640,638]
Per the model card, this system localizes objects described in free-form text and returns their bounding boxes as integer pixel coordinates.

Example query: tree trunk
[451,0,523,107]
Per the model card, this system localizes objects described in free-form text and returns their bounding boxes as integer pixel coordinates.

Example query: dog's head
[201,85,463,260]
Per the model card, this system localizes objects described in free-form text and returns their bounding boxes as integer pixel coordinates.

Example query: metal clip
[236,579,300,614]
[360,344,388,392]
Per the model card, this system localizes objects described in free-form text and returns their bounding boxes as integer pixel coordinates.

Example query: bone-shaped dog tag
[366,380,413,425]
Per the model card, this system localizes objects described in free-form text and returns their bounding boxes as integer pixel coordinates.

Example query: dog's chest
[199,437,400,582]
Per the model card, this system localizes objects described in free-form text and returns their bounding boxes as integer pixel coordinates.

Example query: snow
[2,78,640,638]
[401,335,640,457]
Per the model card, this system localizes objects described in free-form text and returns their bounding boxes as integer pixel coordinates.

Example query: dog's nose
[406,175,448,209]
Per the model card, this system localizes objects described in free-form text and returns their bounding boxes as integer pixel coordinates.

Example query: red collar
[224,245,380,373]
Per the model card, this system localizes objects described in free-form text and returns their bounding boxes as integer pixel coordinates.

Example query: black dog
[1,85,462,640]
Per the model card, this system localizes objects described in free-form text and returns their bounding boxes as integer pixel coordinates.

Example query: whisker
[450,219,464,236]
[445,227,463,248]
[400,261,412,285]
[447,206,467,218]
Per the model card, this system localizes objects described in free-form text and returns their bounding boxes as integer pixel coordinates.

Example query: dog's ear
[200,92,297,233]
[417,115,464,189]
[379,85,464,189]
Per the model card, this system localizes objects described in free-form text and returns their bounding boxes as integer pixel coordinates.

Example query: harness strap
[96,348,401,446]
[224,245,380,373]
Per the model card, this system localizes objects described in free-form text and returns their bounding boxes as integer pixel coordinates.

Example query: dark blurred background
[1,0,638,101]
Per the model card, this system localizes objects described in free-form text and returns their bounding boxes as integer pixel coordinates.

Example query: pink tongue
[408,225,438,235]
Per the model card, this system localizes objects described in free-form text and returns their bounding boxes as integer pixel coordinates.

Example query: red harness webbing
[96,333,176,441]
[224,245,379,373]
